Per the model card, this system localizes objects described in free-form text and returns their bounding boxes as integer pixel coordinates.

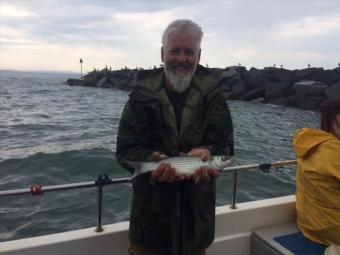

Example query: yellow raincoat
[293,128,340,245]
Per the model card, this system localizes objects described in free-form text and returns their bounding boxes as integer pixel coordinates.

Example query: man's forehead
[168,30,196,39]
[166,31,198,48]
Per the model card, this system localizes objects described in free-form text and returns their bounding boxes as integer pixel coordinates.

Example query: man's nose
[176,52,186,62]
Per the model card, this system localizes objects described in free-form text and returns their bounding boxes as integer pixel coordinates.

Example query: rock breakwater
[67,66,340,111]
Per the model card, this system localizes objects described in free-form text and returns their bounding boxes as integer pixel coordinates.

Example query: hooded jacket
[116,66,234,255]
[293,128,340,245]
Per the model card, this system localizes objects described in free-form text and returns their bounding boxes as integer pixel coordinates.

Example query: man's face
[161,31,201,92]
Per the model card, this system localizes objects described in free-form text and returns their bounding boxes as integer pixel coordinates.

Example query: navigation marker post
[80,58,83,78]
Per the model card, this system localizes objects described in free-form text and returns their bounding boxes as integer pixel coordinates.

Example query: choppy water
[0,70,318,242]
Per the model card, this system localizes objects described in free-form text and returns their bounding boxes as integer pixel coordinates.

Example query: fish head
[211,155,233,169]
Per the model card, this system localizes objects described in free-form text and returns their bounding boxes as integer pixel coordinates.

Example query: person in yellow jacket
[293,96,340,248]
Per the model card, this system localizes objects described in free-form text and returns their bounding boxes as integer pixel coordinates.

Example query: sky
[1,0,340,73]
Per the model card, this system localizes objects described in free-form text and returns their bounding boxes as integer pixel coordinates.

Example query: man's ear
[161,47,164,63]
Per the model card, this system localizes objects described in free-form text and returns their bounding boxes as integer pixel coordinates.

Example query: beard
[164,62,197,93]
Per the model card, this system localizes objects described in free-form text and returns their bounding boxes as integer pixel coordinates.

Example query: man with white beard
[116,19,234,255]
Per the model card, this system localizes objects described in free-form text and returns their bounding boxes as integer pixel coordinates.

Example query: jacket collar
[130,66,217,138]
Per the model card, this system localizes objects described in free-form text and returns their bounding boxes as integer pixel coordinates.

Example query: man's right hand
[151,151,176,183]
[150,151,191,182]
[151,163,176,183]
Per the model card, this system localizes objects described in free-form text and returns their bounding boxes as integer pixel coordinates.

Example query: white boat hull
[0,195,296,255]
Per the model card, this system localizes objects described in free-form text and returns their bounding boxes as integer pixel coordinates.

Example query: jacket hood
[293,128,334,158]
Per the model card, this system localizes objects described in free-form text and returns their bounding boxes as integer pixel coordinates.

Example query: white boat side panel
[0,195,296,255]
[0,222,129,255]
[207,232,251,255]
[214,195,296,238]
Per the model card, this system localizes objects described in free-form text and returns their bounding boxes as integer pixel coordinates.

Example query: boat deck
[252,222,326,255]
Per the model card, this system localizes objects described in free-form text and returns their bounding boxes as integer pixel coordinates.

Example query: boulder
[269,97,293,106]
[96,77,106,87]
[264,82,291,101]
[295,96,325,110]
[219,70,247,99]
[277,95,325,110]
[97,77,114,88]
[322,70,339,85]
[80,75,101,87]
[225,65,247,75]
[324,82,340,98]
[108,77,123,87]
[240,88,265,101]
[116,79,131,90]
[263,67,294,83]
[208,68,225,78]
[243,68,269,90]
[220,69,239,80]
[333,67,340,82]
[292,68,338,85]
[67,78,82,86]
[292,80,327,97]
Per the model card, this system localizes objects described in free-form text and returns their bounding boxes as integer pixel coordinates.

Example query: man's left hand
[193,166,219,183]
[187,148,219,183]
[187,147,210,161]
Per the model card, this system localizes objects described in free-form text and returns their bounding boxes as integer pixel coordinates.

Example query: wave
[0,148,132,242]
[0,148,128,189]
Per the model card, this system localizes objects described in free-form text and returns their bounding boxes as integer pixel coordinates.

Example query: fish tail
[126,161,158,179]
[126,161,143,179]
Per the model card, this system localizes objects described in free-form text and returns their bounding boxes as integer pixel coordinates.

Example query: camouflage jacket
[116,65,234,255]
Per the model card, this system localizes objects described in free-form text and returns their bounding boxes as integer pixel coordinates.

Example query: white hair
[162,19,203,49]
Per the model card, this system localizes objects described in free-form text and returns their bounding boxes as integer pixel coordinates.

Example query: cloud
[1,0,340,71]
[0,4,35,17]
[0,41,127,72]
[274,16,340,39]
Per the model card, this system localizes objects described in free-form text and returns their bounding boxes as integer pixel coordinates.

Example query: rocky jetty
[67,66,340,111]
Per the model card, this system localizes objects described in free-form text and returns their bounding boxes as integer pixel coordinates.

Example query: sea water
[0,70,318,241]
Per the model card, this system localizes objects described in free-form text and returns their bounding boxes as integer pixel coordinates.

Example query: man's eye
[185,51,194,56]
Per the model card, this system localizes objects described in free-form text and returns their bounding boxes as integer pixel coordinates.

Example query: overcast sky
[1,0,340,73]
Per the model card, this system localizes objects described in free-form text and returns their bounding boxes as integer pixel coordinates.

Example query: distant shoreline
[0,69,78,75]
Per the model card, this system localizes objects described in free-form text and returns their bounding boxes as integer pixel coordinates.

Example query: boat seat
[251,221,327,255]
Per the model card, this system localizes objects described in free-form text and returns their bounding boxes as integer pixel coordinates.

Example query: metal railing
[0,159,297,232]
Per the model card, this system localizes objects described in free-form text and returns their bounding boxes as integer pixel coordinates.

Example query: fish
[127,155,233,178]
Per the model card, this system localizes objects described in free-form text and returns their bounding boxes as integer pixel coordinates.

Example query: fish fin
[126,161,142,170]
[126,161,143,180]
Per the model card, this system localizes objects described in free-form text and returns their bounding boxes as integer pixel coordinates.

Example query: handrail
[221,159,297,173]
[224,159,297,209]
[0,159,297,232]
[0,177,131,197]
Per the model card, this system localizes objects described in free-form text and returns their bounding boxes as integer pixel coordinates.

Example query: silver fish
[127,155,233,178]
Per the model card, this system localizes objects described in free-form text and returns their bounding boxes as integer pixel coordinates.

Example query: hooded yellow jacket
[293,128,340,245]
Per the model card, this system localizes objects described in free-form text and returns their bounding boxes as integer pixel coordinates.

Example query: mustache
[168,62,193,71]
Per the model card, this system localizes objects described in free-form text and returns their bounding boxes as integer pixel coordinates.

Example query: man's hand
[151,163,177,183]
[152,151,168,161]
[151,151,191,182]
[187,148,210,161]
[188,148,219,183]
[151,151,174,182]
[193,166,219,183]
